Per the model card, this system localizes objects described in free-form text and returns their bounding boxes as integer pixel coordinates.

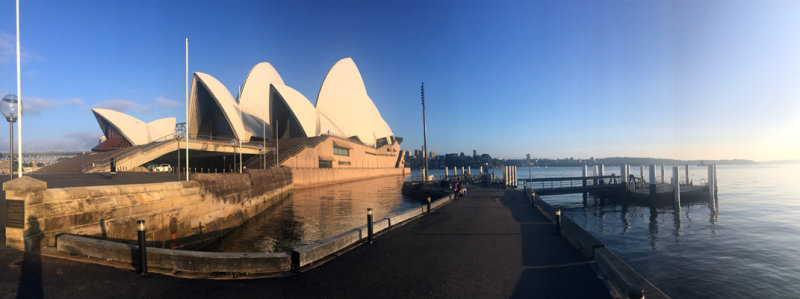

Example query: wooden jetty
[513,164,718,206]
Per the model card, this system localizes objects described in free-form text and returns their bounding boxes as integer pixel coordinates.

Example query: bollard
[136,220,148,275]
[555,210,562,235]
[427,196,432,214]
[627,285,644,299]
[367,208,374,244]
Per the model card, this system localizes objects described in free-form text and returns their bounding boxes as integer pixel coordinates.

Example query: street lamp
[174,126,184,181]
[1,94,18,179]
[258,144,264,169]
[231,139,241,173]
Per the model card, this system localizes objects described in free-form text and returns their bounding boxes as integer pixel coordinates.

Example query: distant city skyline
[1,0,798,161]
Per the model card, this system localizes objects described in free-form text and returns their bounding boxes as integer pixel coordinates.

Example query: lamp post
[174,125,184,181]
[258,144,264,169]
[1,95,19,179]
[231,139,241,173]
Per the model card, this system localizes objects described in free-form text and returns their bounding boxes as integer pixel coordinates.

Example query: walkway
[0,186,610,298]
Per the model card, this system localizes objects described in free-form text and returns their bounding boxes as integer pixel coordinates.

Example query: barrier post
[367,208,373,244]
[136,220,148,275]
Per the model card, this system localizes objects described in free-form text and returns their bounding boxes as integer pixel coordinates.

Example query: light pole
[258,144,264,169]
[1,94,18,180]
[420,83,428,181]
[231,139,241,173]
[174,125,184,181]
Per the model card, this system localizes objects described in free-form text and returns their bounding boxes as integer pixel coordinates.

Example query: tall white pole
[16,0,23,178]
[185,38,189,181]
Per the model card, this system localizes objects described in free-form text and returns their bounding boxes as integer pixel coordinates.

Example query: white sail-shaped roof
[188,72,249,141]
[147,117,177,141]
[315,58,394,144]
[271,84,319,138]
[239,62,284,139]
[91,108,176,145]
[92,108,150,145]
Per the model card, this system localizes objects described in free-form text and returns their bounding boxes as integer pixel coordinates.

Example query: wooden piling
[673,166,681,206]
[685,164,690,185]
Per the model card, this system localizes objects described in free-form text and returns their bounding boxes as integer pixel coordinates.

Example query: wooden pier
[514,164,718,206]
[518,175,623,195]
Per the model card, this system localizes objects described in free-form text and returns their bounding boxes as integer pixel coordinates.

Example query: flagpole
[16,0,23,178]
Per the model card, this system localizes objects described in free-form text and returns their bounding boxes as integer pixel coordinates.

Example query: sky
[0,0,799,161]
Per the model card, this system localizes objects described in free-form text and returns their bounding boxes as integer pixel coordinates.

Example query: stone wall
[291,167,408,189]
[281,137,402,169]
[4,167,293,252]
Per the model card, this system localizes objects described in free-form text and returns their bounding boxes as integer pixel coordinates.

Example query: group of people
[453,181,467,197]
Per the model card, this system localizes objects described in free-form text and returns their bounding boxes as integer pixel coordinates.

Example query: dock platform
[0,186,612,298]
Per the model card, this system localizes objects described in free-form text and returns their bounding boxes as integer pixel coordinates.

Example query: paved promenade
[1,185,610,298]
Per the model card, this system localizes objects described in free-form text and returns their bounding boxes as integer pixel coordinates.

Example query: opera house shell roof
[92,58,397,151]
[92,108,176,151]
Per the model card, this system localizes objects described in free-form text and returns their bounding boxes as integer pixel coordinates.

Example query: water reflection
[649,205,658,250]
[208,175,418,253]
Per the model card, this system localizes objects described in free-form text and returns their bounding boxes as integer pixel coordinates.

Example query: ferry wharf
[2,185,613,298]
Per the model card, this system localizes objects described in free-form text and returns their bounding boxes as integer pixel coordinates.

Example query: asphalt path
[1,185,611,298]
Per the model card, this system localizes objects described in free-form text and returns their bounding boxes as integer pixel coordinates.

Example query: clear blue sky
[1,0,799,161]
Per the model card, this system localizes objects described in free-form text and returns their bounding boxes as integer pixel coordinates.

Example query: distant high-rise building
[473,150,477,157]
[430,151,437,158]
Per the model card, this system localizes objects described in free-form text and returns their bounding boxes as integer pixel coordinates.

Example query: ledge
[56,234,290,274]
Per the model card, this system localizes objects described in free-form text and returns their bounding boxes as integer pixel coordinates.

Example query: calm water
[210,175,420,252]
[530,164,800,298]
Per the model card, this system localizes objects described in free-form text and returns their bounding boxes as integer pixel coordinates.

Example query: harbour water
[209,175,420,253]
[520,164,799,298]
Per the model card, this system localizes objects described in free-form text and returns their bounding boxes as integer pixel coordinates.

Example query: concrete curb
[56,234,291,274]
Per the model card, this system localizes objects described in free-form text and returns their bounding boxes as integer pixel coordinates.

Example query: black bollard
[627,285,644,299]
[136,220,148,275]
[555,210,562,235]
[427,196,431,215]
[367,208,373,243]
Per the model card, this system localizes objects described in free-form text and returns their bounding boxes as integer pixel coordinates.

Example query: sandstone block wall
[291,168,407,189]
[4,167,293,251]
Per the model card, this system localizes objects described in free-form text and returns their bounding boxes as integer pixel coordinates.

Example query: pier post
[461,166,465,176]
[649,164,657,196]
[713,164,717,192]
[673,166,681,206]
[512,166,516,187]
[479,166,483,175]
[599,164,605,185]
[685,164,690,185]
[137,220,148,275]
[620,165,626,183]
[707,165,715,200]
[639,165,644,184]
[661,164,665,184]
[593,165,598,185]
[467,166,471,175]
[582,165,587,187]
[445,166,449,178]
[367,208,374,243]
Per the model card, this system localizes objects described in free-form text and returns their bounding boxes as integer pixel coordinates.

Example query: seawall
[290,167,409,189]
[4,168,293,252]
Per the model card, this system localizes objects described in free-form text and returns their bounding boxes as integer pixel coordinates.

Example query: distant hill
[759,160,800,164]
[598,157,757,166]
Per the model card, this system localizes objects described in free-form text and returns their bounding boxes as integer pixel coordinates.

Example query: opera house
[88,58,405,174]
